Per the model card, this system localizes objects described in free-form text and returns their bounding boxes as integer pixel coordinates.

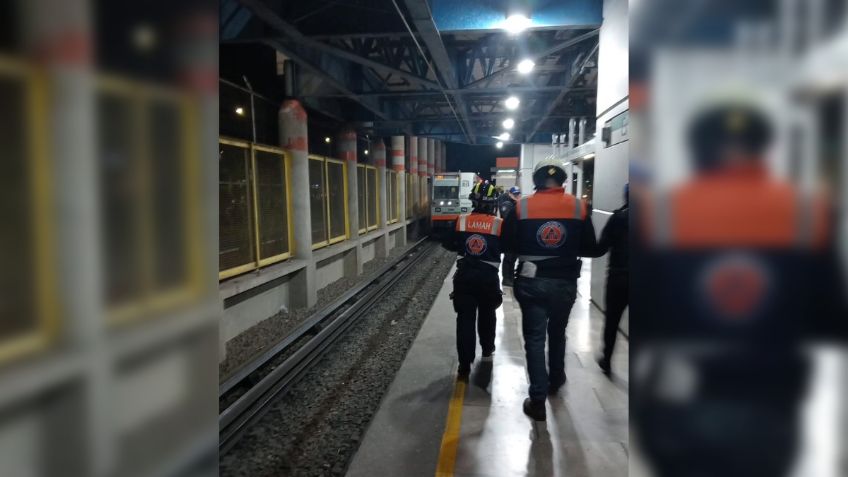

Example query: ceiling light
[324,137,331,144]
[495,141,504,149]
[502,118,515,129]
[498,132,511,141]
[517,58,535,74]
[132,24,157,52]
[235,107,245,116]
[504,96,520,110]
[503,14,532,35]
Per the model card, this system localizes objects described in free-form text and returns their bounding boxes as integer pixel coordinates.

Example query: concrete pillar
[418,138,427,214]
[280,101,318,309]
[578,117,587,146]
[433,139,440,173]
[24,1,108,474]
[427,138,436,177]
[374,138,389,258]
[441,141,448,172]
[409,136,418,217]
[391,136,408,248]
[427,138,435,217]
[568,118,577,150]
[338,128,363,275]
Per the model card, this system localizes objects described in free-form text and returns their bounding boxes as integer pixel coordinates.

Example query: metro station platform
[346,260,629,477]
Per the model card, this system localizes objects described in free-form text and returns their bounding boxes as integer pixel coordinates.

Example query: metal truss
[223,0,601,144]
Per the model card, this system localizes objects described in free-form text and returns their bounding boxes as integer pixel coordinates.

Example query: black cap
[687,104,773,170]
[532,164,566,189]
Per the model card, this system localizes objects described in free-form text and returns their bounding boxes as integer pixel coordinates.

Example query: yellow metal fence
[219,138,293,279]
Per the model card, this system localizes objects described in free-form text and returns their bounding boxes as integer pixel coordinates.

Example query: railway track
[219,238,437,454]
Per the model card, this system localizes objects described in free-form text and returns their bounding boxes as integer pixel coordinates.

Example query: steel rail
[219,238,436,454]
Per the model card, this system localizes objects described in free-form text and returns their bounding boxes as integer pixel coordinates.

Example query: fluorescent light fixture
[503,14,532,35]
[516,59,535,74]
[495,141,504,148]
[497,132,511,141]
[504,96,520,110]
[502,118,515,129]
[324,136,331,144]
[235,107,245,116]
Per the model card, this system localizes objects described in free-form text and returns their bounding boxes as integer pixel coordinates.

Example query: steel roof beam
[264,39,390,120]
[401,0,476,143]
[528,42,599,137]
[236,0,440,91]
[461,29,599,90]
[299,86,595,98]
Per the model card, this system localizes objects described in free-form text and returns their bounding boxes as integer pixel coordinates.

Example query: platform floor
[347,260,629,477]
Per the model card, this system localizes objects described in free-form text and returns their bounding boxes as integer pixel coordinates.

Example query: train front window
[434,186,458,200]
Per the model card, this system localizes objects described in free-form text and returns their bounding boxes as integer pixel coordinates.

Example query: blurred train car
[430,172,476,237]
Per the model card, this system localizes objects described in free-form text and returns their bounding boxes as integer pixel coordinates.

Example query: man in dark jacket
[498,187,521,286]
[591,184,629,375]
[501,160,598,421]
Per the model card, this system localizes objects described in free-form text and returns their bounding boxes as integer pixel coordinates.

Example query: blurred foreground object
[631,0,848,476]
[0,1,219,476]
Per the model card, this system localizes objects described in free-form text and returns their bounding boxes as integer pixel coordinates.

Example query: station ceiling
[221,0,602,144]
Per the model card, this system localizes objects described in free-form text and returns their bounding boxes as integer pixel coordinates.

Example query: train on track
[430,172,477,237]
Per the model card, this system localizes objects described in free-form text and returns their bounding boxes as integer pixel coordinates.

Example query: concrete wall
[360,239,377,264]
[590,0,629,326]
[316,255,346,290]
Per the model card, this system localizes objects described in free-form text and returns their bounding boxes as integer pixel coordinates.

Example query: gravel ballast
[219,242,418,380]
[219,244,455,477]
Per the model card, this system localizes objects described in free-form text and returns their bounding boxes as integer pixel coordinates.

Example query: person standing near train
[441,181,503,379]
[502,159,597,421]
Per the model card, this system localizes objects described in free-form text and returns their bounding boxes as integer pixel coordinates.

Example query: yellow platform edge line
[435,378,467,477]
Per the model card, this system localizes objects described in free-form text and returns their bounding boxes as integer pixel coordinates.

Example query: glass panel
[99,89,144,304]
[326,161,346,240]
[387,171,395,221]
[0,74,36,341]
[420,176,427,211]
[357,165,367,231]
[367,167,378,228]
[391,172,399,220]
[434,185,459,200]
[309,159,327,244]
[219,143,254,272]
[148,98,188,290]
[255,149,289,258]
[406,174,413,217]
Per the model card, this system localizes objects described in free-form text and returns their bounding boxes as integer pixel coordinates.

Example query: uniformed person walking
[632,102,847,476]
[502,159,597,421]
[442,181,503,379]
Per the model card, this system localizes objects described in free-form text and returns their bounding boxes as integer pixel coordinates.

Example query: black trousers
[452,261,502,366]
[501,253,517,283]
[602,271,629,362]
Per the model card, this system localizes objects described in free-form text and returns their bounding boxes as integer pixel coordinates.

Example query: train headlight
[447,201,453,206]
[439,201,445,206]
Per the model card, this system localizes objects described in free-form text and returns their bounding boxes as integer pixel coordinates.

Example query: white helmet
[532,156,567,188]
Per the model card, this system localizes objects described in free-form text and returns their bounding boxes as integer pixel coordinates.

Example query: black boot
[597,356,611,376]
[457,363,471,380]
[523,398,546,421]
[548,374,566,395]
